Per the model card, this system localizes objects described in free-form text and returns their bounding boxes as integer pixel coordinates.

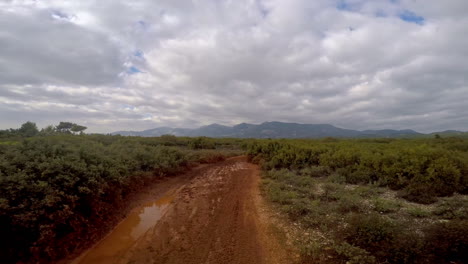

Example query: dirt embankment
[73,156,295,264]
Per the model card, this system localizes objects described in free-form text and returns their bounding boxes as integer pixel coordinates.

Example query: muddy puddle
[72,189,177,264]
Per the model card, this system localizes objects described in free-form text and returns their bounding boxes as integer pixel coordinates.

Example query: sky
[0,0,467,133]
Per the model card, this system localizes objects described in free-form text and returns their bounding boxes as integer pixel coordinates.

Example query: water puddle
[72,189,176,264]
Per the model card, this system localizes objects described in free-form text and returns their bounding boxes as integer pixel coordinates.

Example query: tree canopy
[18,121,39,137]
[0,122,87,138]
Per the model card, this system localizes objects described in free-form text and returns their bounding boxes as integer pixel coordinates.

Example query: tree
[71,124,87,134]
[160,134,178,145]
[0,129,11,138]
[18,121,39,137]
[55,122,87,134]
[56,122,74,133]
[40,125,56,135]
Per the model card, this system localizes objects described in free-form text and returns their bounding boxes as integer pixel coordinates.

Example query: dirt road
[73,156,293,264]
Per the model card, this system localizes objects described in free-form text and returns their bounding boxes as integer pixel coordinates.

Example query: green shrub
[299,239,327,264]
[299,166,331,178]
[407,207,431,218]
[354,186,383,198]
[249,138,468,263]
[246,138,468,203]
[400,183,438,204]
[320,183,344,202]
[433,199,468,220]
[385,232,425,264]
[283,199,318,219]
[265,181,298,205]
[327,172,346,184]
[300,201,325,228]
[337,194,363,213]
[188,137,215,149]
[0,134,241,263]
[334,242,376,264]
[344,214,399,255]
[373,198,401,214]
[346,167,374,184]
[342,213,431,263]
[425,157,462,197]
[424,220,468,263]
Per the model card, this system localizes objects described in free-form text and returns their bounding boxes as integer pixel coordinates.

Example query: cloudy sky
[1,0,467,133]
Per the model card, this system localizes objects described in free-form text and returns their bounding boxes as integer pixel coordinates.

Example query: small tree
[160,134,178,145]
[55,122,87,134]
[188,137,215,149]
[71,124,87,134]
[40,125,56,135]
[19,121,39,137]
[56,122,74,133]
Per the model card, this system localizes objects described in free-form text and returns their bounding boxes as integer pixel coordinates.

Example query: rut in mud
[73,156,293,264]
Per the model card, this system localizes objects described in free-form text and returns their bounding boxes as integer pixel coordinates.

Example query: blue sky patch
[128,66,142,74]
[142,113,153,120]
[399,10,425,24]
[121,104,136,110]
[337,0,353,11]
[134,50,144,58]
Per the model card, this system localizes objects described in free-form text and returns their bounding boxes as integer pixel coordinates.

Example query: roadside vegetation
[2,121,467,264]
[0,122,243,263]
[247,138,468,264]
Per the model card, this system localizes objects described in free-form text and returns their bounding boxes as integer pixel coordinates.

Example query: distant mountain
[360,129,422,138]
[112,127,189,137]
[112,121,427,138]
[429,130,467,137]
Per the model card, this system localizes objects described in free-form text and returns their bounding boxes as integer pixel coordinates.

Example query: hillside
[112,121,429,138]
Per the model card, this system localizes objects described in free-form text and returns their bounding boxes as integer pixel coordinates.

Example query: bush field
[0,134,242,263]
[2,125,468,264]
[248,138,468,263]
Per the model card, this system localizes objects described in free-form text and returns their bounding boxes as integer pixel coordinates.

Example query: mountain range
[111,121,466,138]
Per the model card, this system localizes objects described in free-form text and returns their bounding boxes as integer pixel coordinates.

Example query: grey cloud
[0,0,467,133]
[0,9,123,86]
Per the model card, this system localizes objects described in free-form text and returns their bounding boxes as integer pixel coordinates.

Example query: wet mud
[72,189,177,264]
[71,157,293,264]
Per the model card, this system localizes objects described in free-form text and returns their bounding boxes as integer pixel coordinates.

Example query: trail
[72,156,292,264]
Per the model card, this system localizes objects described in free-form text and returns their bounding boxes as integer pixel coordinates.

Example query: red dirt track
[117,156,291,264]
[123,157,288,264]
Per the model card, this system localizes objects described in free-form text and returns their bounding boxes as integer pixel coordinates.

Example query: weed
[373,198,401,214]
[337,194,363,213]
[407,207,431,218]
[266,182,298,205]
[327,172,346,184]
[333,242,376,264]
[299,166,331,178]
[320,182,343,202]
[433,199,468,220]
[353,185,383,198]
